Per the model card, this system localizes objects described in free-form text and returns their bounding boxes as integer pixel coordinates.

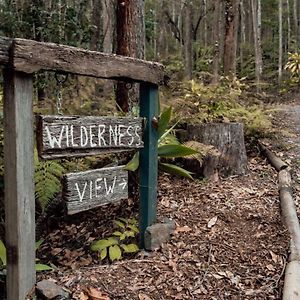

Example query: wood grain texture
[3,69,35,300]
[0,36,166,84]
[63,166,128,215]
[36,115,144,159]
[0,37,12,65]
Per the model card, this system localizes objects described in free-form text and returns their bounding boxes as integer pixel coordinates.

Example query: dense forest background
[0,0,299,87]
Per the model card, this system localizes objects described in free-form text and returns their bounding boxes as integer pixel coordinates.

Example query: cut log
[187,123,247,177]
[279,169,300,261]
[259,142,288,171]
[282,261,300,300]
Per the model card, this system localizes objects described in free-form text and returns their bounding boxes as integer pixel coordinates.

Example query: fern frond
[34,151,65,211]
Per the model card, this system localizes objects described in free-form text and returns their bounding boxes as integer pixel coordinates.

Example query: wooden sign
[36,115,144,159]
[63,166,128,215]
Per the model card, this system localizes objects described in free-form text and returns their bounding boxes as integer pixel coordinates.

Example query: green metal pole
[139,83,159,248]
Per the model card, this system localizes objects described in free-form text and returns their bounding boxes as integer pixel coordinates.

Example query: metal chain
[55,73,68,116]
[56,87,63,115]
[125,82,134,116]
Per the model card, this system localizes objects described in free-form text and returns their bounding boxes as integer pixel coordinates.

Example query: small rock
[36,280,69,299]
[163,217,176,232]
[144,223,172,251]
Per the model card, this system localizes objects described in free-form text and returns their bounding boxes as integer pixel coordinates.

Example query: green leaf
[124,230,135,238]
[118,217,128,224]
[122,243,139,253]
[158,107,172,139]
[112,231,123,237]
[35,263,53,272]
[91,238,118,252]
[100,248,107,260]
[159,162,194,180]
[109,245,122,261]
[158,121,179,145]
[124,152,139,171]
[158,144,198,158]
[0,240,6,266]
[35,239,44,251]
[127,224,139,234]
[114,220,125,228]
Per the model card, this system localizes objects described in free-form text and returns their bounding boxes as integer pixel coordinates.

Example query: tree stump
[187,123,247,177]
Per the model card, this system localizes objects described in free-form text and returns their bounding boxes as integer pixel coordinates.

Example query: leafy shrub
[172,79,271,138]
[91,218,139,262]
[285,52,300,83]
[125,107,198,179]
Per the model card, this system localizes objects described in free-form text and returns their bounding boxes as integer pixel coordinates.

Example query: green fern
[34,151,65,211]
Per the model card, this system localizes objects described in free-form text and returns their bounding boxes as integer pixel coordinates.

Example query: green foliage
[91,218,139,262]
[34,151,65,211]
[285,52,300,83]
[125,107,198,179]
[172,79,272,138]
[0,239,52,271]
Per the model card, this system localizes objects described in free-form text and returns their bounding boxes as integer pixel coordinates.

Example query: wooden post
[3,69,35,300]
[139,83,158,248]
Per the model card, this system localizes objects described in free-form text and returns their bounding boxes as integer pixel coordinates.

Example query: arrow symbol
[119,178,127,190]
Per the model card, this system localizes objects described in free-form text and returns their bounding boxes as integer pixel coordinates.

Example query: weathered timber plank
[36,115,144,159]
[0,37,12,65]
[63,166,128,215]
[0,37,166,84]
[3,69,35,300]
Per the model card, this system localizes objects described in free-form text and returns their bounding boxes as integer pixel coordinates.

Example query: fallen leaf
[174,226,192,234]
[138,293,152,300]
[79,292,89,300]
[84,287,110,300]
[207,216,218,228]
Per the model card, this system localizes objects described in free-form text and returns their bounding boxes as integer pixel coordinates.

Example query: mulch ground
[36,155,289,300]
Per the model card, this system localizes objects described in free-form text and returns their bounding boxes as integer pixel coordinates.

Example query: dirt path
[34,149,293,298]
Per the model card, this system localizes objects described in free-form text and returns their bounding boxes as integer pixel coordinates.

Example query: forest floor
[34,95,300,299]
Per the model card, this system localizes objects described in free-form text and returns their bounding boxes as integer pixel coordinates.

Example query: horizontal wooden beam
[0,37,166,85]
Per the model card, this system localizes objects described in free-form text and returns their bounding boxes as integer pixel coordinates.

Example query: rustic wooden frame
[0,36,163,300]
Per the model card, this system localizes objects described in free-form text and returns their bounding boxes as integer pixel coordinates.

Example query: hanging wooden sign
[63,166,128,215]
[36,115,144,159]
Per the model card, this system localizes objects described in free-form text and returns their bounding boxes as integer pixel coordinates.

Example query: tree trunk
[251,0,263,91]
[240,0,246,69]
[279,0,283,83]
[184,0,193,80]
[212,0,221,84]
[187,123,248,177]
[90,0,102,51]
[223,0,239,75]
[293,0,298,50]
[115,0,145,112]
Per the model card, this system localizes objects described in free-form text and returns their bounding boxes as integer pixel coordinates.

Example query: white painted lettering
[95,178,103,197]
[126,126,134,146]
[70,125,78,147]
[75,182,87,202]
[46,125,65,148]
[98,125,106,146]
[118,125,126,146]
[104,176,116,195]
[109,125,118,146]
[135,126,142,146]
[89,180,93,199]
[80,126,88,147]
[89,125,97,147]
